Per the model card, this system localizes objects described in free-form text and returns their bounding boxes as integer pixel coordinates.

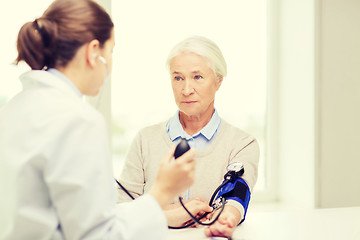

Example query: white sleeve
[113,194,168,239]
[45,112,167,239]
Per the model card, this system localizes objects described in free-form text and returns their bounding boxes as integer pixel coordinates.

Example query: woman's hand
[149,146,196,208]
[204,205,241,238]
[165,197,212,227]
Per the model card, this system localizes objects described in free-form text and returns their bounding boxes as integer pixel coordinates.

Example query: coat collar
[20,70,83,99]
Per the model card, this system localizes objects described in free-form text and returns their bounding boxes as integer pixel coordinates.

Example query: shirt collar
[47,68,83,97]
[167,109,221,141]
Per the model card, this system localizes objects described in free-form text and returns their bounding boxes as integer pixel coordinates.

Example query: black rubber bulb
[174,138,190,159]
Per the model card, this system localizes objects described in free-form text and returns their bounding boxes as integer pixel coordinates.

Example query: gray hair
[166,36,227,79]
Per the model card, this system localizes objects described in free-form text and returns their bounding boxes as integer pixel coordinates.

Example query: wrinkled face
[170,52,222,118]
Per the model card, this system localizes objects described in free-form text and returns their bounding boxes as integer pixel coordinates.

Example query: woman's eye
[194,75,203,80]
[174,76,182,81]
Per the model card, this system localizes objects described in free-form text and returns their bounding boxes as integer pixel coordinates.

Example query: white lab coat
[0,70,167,239]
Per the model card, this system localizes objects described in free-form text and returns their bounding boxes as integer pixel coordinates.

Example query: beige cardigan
[118,119,259,219]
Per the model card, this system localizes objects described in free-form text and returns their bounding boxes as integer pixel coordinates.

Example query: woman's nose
[182,80,194,96]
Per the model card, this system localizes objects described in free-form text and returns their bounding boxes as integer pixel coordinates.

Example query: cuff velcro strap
[216,178,251,223]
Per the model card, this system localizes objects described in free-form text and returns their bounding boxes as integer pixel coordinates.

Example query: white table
[167,207,360,240]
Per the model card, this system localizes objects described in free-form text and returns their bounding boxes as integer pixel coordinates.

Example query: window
[110,0,269,197]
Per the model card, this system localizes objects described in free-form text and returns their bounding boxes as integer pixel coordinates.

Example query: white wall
[315,0,360,208]
[275,0,315,208]
[275,0,360,208]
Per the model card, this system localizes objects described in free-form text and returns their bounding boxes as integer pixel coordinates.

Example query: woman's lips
[183,101,197,104]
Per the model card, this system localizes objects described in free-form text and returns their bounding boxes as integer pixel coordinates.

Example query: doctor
[0,0,195,239]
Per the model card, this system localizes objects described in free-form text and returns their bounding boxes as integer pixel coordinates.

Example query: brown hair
[16,0,114,70]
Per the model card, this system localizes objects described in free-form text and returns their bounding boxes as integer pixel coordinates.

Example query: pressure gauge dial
[227,162,244,173]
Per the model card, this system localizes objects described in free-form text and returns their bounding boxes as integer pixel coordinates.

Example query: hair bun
[16,0,113,70]
[33,18,56,49]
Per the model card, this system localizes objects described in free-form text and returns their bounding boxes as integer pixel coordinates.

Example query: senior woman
[118,36,259,238]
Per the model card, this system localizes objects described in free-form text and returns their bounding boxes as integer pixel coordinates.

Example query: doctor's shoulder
[42,92,107,135]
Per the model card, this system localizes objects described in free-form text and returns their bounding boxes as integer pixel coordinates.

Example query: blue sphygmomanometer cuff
[216,178,251,222]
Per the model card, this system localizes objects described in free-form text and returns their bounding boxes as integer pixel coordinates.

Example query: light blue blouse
[166,109,221,151]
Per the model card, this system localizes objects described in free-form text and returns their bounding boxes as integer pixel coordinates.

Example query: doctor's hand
[149,146,196,208]
[164,197,212,227]
[204,205,241,238]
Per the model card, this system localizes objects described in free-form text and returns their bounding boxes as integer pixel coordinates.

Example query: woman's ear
[216,76,223,90]
[86,39,100,68]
